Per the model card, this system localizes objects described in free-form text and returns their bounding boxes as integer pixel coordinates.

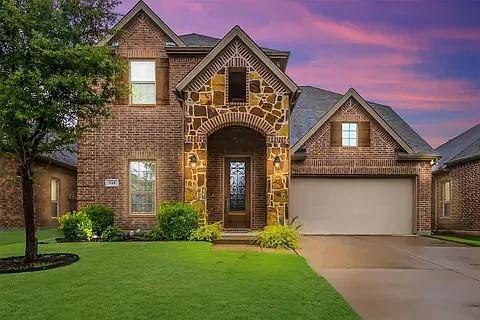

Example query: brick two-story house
[77,1,438,235]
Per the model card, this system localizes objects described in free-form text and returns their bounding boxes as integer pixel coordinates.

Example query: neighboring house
[433,124,480,233]
[0,150,77,228]
[77,1,438,235]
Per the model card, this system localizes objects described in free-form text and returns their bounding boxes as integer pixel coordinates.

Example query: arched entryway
[207,126,267,229]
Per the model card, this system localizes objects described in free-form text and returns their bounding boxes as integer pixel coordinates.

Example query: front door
[224,158,251,229]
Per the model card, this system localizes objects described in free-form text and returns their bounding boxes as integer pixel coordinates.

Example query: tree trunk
[20,164,37,262]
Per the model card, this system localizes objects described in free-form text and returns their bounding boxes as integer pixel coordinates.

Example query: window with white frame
[130,60,156,105]
[130,161,156,214]
[443,180,451,216]
[51,178,60,217]
[342,122,358,147]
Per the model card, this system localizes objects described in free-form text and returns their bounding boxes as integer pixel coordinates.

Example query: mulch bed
[0,253,79,274]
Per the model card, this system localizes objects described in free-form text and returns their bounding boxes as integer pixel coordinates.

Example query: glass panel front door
[229,160,246,211]
[225,158,250,229]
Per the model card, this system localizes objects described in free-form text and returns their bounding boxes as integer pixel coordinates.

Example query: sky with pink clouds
[118,0,480,147]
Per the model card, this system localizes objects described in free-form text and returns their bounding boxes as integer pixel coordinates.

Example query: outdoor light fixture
[110,40,119,49]
[273,155,281,169]
[190,154,198,169]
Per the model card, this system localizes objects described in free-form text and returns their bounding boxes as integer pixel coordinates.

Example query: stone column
[266,135,289,225]
[184,135,207,224]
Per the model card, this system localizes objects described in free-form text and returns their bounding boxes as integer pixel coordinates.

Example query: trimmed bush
[190,222,223,242]
[156,202,199,240]
[256,224,299,249]
[83,204,114,236]
[145,225,165,241]
[59,211,93,241]
[101,225,124,242]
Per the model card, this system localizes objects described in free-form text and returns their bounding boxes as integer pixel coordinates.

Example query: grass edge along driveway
[0,229,358,320]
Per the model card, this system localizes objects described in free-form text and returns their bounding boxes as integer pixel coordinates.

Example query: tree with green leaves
[0,0,125,262]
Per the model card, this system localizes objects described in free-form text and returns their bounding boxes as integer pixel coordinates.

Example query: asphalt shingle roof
[42,145,77,168]
[179,33,281,53]
[434,123,480,170]
[291,86,435,154]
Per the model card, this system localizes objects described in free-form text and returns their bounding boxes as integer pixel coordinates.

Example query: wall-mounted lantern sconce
[273,155,281,170]
[190,154,198,169]
[110,40,119,49]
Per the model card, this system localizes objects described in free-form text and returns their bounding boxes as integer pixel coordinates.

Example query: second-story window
[228,67,246,103]
[130,60,156,105]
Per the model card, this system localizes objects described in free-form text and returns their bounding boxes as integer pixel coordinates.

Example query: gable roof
[99,1,186,47]
[434,123,480,170]
[175,26,299,97]
[179,33,283,54]
[291,86,436,155]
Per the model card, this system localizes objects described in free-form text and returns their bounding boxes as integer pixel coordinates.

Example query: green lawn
[0,229,357,319]
[429,234,480,247]
[0,228,62,245]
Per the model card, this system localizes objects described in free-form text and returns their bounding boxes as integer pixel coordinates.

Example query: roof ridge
[180,32,220,40]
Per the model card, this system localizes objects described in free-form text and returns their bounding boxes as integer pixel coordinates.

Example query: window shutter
[330,122,342,147]
[116,58,130,105]
[358,122,370,147]
[156,58,169,105]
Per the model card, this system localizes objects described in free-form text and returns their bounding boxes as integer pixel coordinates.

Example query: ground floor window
[129,160,156,214]
[51,178,60,217]
[442,180,451,216]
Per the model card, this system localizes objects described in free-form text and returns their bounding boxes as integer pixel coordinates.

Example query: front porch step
[214,232,258,245]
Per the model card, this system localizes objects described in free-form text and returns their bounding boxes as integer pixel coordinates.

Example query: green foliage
[0,0,124,259]
[83,204,114,236]
[101,225,124,242]
[58,211,93,242]
[156,202,199,240]
[256,225,300,249]
[145,225,165,241]
[190,222,223,242]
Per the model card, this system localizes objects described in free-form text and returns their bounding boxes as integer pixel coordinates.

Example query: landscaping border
[0,253,79,274]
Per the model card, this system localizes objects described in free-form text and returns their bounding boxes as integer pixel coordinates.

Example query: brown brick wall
[434,159,480,232]
[76,11,204,229]
[206,126,267,229]
[292,97,433,233]
[0,155,76,228]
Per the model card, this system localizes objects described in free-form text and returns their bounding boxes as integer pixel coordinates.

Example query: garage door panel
[290,177,414,235]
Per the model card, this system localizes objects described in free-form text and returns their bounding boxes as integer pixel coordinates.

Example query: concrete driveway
[300,236,480,320]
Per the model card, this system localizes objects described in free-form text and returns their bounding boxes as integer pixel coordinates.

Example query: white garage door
[290,177,414,235]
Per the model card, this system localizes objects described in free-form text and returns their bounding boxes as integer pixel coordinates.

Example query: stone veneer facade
[77,10,293,229]
[182,40,291,226]
[292,97,433,232]
[433,160,480,232]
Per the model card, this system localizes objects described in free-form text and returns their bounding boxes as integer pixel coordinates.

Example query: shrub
[59,211,93,241]
[190,222,223,242]
[156,202,199,240]
[256,224,299,249]
[101,225,124,242]
[145,225,165,241]
[83,204,114,236]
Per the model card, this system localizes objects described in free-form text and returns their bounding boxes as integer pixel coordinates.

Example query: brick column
[416,163,432,233]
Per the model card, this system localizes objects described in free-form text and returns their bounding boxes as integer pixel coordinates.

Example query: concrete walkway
[300,236,480,320]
